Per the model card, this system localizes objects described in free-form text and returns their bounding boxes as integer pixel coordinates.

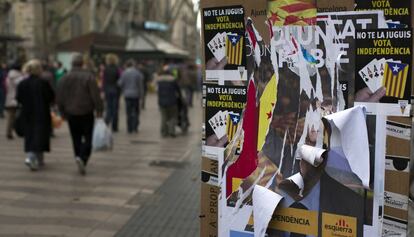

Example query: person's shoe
[6,134,13,140]
[75,157,86,175]
[25,157,39,171]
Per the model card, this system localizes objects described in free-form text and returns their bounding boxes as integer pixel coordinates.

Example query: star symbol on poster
[266,111,272,119]
[268,11,280,25]
[232,117,239,123]
[231,37,237,44]
[392,64,400,72]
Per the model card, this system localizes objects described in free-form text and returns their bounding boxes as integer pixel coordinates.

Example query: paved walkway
[115,144,200,237]
[0,93,201,237]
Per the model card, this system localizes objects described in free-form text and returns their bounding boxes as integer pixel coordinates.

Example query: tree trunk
[89,0,97,31]
[48,0,86,52]
[127,0,136,37]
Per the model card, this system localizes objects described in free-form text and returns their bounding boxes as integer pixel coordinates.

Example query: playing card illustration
[208,32,226,61]
[209,110,227,139]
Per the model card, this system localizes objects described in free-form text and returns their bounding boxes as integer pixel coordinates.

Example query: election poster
[204,84,246,147]
[316,11,387,108]
[355,0,412,28]
[203,5,248,84]
[354,29,412,116]
[200,1,410,237]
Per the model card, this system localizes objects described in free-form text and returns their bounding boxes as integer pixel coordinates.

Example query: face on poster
[355,29,412,116]
[204,84,246,148]
[216,8,386,237]
[355,0,411,27]
[203,6,248,83]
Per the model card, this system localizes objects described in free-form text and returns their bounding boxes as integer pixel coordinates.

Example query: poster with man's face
[215,5,385,237]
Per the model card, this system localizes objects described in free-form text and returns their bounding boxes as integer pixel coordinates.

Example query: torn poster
[323,106,370,188]
[209,1,387,236]
[252,185,283,237]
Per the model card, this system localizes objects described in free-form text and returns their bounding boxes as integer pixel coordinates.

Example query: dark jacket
[103,64,120,94]
[156,74,181,108]
[57,68,103,116]
[16,75,54,152]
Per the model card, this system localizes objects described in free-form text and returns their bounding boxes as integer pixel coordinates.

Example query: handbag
[51,111,63,129]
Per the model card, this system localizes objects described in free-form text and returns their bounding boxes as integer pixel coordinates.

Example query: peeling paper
[252,185,283,237]
[323,106,370,187]
[219,146,253,237]
[299,144,326,167]
[287,172,304,196]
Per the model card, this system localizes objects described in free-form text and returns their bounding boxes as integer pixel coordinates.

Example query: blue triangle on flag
[229,114,240,124]
[227,34,242,46]
[387,62,407,75]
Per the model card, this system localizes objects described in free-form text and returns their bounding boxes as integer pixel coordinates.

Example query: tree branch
[101,0,121,32]
[53,0,86,29]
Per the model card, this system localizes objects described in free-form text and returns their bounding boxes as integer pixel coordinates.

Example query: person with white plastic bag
[92,119,113,151]
[57,54,103,175]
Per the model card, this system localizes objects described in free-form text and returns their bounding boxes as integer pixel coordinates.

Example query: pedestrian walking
[156,64,182,137]
[137,62,150,110]
[57,54,103,175]
[5,61,25,140]
[0,62,8,118]
[54,61,67,85]
[16,59,55,171]
[103,53,121,132]
[118,59,144,133]
[179,62,198,107]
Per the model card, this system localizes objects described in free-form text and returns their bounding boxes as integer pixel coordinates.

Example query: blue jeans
[105,91,119,131]
[125,98,140,133]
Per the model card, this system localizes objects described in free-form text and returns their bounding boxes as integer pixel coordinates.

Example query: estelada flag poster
[354,29,412,116]
[202,5,247,83]
[204,84,246,147]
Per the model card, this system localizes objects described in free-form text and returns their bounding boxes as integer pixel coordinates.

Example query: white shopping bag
[92,119,113,151]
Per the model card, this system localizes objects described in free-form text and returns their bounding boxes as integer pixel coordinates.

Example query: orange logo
[322,213,356,237]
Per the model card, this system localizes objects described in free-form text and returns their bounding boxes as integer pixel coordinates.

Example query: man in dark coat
[57,54,103,175]
[156,65,182,137]
[16,59,54,171]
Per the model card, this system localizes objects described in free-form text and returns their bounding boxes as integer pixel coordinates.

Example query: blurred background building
[0,0,200,65]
